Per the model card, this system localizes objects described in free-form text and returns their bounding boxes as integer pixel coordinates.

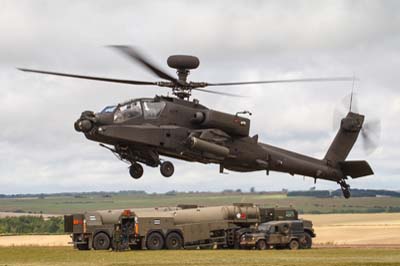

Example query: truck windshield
[114,101,142,122]
[258,223,271,232]
[142,101,166,119]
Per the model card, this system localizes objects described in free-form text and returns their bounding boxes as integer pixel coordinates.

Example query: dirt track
[0,235,70,246]
[1,213,400,247]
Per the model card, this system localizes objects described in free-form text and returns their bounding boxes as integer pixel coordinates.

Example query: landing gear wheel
[160,161,174,177]
[288,239,300,250]
[93,232,110,250]
[339,180,351,199]
[146,232,164,250]
[165,232,183,250]
[256,240,267,250]
[129,163,143,179]
[342,187,351,199]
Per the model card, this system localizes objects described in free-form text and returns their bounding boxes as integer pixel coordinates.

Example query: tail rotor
[333,93,381,155]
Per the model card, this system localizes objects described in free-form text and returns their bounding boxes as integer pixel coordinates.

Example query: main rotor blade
[192,87,244,97]
[109,45,177,83]
[206,77,356,87]
[17,68,158,86]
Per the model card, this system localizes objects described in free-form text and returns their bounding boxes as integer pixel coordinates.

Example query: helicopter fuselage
[75,95,345,184]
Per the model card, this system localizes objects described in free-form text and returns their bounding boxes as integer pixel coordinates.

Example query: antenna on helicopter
[349,73,356,112]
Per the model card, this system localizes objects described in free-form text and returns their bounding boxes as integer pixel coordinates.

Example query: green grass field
[0,247,399,266]
[1,193,400,214]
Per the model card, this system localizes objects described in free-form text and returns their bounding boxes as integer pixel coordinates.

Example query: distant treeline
[287,189,400,198]
[1,189,400,199]
[0,190,147,199]
[0,216,63,234]
[0,190,282,198]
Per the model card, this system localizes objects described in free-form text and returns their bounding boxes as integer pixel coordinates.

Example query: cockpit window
[101,105,116,113]
[114,101,142,122]
[142,101,166,119]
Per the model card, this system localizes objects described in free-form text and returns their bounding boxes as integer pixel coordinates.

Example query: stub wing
[339,160,374,178]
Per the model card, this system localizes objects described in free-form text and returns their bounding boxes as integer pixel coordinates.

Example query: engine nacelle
[201,110,250,136]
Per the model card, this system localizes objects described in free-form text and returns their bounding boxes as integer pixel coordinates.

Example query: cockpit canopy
[100,105,117,113]
[107,99,166,123]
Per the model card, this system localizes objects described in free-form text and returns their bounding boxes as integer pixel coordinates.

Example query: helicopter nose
[74,119,93,132]
[95,113,113,125]
[74,111,96,133]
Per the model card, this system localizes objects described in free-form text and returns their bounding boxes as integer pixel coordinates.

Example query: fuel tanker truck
[64,204,314,250]
[64,206,181,250]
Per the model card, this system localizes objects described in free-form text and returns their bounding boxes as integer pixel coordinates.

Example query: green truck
[239,220,314,250]
[64,204,314,250]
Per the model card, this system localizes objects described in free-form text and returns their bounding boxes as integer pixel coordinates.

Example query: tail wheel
[146,232,165,250]
[288,239,300,250]
[129,163,143,179]
[165,232,183,250]
[339,180,351,199]
[93,232,110,250]
[160,161,174,177]
[256,240,267,250]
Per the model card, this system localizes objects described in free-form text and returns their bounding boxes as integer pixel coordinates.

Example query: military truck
[239,220,315,250]
[64,204,312,250]
[64,207,180,250]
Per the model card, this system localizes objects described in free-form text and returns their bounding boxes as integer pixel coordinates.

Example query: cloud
[0,0,399,194]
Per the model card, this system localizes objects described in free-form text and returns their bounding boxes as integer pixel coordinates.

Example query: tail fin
[324,112,364,164]
[325,112,374,199]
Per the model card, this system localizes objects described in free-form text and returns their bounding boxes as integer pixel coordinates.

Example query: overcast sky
[1,0,399,194]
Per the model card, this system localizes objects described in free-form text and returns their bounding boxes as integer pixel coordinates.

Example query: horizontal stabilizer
[339,160,374,178]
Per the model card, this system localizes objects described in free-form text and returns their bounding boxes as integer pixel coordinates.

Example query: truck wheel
[289,239,300,250]
[77,243,89,250]
[93,232,110,250]
[146,232,165,250]
[301,233,312,249]
[165,232,183,249]
[256,240,267,250]
[160,161,174,177]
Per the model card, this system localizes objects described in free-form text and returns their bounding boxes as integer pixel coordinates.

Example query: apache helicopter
[19,46,378,198]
